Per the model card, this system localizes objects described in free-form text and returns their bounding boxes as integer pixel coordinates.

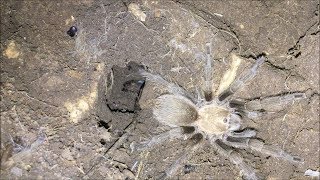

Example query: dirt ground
[1,0,319,179]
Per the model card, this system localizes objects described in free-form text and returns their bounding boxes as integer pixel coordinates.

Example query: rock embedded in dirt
[61,148,74,161]
[122,169,135,179]
[113,148,131,165]
[106,61,145,112]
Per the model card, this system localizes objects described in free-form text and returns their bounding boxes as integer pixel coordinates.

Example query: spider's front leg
[227,129,257,138]
[222,137,303,163]
[210,138,259,180]
[229,92,307,119]
[245,92,306,112]
[218,55,265,102]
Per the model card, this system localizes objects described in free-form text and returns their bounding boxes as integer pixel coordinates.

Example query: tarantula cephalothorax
[135,43,306,179]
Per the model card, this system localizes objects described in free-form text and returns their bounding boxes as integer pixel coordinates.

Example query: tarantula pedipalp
[136,43,306,179]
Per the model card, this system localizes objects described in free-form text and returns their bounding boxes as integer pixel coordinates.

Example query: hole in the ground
[100,139,107,145]
[266,156,271,159]
[295,51,301,58]
[98,120,110,129]
[184,164,195,174]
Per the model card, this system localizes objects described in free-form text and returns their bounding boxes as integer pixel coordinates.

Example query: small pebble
[304,169,320,177]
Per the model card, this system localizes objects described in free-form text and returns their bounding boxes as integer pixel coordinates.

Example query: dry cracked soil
[0,0,319,179]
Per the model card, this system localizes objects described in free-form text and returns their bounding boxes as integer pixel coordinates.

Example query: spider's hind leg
[159,133,205,179]
[131,128,189,151]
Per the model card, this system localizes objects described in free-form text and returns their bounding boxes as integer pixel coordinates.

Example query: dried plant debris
[106,61,145,112]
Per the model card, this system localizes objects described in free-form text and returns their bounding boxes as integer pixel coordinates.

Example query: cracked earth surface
[1,0,319,179]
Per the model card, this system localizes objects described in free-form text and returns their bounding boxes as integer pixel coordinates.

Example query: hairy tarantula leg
[218,55,265,102]
[245,92,306,112]
[132,128,189,151]
[204,42,214,101]
[223,138,303,163]
[159,134,205,179]
[227,129,257,138]
[210,139,259,180]
[229,92,306,118]
[228,99,267,119]
[248,139,303,163]
[140,71,196,102]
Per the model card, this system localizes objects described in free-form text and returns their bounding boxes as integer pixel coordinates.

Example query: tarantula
[134,43,306,179]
